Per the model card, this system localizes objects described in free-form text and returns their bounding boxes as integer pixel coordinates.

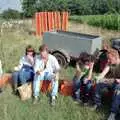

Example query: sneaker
[74,99,83,105]
[33,96,39,104]
[51,96,56,106]
[107,113,116,120]
[90,104,100,111]
[0,88,2,93]
[83,102,89,106]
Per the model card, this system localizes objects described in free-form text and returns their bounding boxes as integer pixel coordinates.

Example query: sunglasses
[27,50,34,52]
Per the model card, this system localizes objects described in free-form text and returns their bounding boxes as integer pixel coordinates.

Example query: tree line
[1,0,120,19]
[21,0,120,17]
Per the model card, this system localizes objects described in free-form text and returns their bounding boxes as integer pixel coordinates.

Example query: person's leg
[111,84,120,113]
[73,76,81,100]
[44,72,59,106]
[93,82,109,109]
[33,73,45,104]
[19,68,33,85]
[107,85,120,120]
[12,71,19,92]
[84,80,93,103]
[33,73,44,98]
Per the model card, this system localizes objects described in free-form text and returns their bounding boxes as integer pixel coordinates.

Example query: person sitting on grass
[12,45,35,94]
[33,44,60,106]
[73,52,95,105]
[107,81,120,120]
[0,60,3,93]
[92,48,120,120]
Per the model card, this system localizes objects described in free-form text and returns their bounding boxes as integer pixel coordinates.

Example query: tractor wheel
[52,52,68,68]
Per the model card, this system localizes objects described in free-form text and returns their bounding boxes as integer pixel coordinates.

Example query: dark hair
[77,52,95,65]
[39,44,48,52]
[25,45,35,56]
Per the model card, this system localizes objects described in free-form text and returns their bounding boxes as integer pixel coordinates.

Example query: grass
[0,86,107,120]
[70,15,120,31]
[0,19,116,120]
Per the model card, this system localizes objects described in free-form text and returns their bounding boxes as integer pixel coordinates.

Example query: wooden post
[48,12,54,31]
[61,12,69,31]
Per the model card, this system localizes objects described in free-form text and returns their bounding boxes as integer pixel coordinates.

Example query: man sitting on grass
[33,44,60,106]
[92,48,120,120]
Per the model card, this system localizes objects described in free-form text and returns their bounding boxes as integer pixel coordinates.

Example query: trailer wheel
[52,52,68,67]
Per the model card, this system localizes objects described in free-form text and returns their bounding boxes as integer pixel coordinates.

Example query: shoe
[90,104,100,111]
[33,96,39,104]
[51,96,56,106]
[107,113,116,120]
[83,102,89,106]
[0,88,2,93]
[74,99,83,105]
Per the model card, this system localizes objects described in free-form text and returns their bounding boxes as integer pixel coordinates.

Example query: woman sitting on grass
[12,45,35,94]
[92,48,120,120]
[73,52,95,105]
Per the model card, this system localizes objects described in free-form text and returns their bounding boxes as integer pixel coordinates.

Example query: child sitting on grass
[73,52,95,105]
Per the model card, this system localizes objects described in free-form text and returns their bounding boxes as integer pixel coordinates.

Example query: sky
[0,0,22,12]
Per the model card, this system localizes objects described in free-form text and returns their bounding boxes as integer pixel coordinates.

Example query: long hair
[25,45,35,57]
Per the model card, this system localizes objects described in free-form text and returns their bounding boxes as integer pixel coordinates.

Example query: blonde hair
[107,48,119,60]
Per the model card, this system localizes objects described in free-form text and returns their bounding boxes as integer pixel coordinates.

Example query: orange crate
[0,74,12,87]
[59,80,73,96]
[40,80,51,93]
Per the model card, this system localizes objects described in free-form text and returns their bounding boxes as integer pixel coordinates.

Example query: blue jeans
[111,84,120,114]
[94,81,117,106]
[73,76,92,101]
[33,72,58,97]
[73,76,81,99]
[12,65,34,86]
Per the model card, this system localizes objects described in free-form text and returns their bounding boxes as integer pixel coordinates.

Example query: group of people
[73,48,120,120]
[0,44,120,120]
[12,44,60,106]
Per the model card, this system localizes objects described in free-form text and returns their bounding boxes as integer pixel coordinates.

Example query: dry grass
[69,21,120,44]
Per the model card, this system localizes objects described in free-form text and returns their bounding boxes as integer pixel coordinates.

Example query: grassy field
[0,19,119,120]
[70,15,120,31]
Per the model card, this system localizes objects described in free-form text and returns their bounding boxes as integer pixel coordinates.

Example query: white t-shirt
[14,55,34,71]
[34,54,60,74]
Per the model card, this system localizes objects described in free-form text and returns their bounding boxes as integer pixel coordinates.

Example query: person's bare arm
[99,65,110,79]
[75,62,81,77]
[87,62,94,80]
[95,65,110,82]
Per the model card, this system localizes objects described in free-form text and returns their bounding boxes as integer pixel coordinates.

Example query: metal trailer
[112,38,120,54]
[43,30,102,67]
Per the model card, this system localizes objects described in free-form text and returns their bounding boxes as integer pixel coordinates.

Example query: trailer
[43,30,102,67]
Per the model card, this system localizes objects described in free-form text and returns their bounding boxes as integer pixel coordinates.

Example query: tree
[20,0,120,16]
[20,0,37,17]
[2,9,21,19]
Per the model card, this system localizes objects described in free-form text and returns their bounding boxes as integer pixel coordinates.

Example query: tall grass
[70,15,120,31]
